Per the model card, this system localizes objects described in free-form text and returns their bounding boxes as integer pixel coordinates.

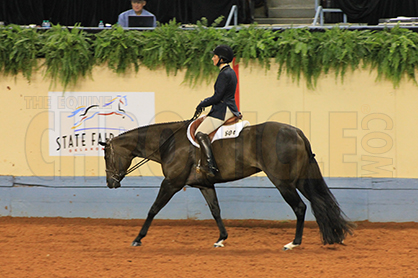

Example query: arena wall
[1,62,418,221]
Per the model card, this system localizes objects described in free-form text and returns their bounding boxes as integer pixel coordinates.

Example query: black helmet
[212,45,234,64]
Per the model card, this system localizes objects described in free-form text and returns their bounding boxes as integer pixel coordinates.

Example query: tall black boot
[195,132,219,178]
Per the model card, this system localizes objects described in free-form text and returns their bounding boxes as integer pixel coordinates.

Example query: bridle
[104,110,202,183]
[105,142,128,183]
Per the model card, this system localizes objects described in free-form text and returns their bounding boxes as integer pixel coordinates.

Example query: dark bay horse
[100,119,354,250]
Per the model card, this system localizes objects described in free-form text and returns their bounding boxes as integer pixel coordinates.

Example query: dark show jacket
[199,65,241,120]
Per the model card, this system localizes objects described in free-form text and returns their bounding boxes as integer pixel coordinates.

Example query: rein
[107,111,202,181]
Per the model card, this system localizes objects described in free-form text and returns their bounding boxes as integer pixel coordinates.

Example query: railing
[225,5,238,27]
[313,0,347,26]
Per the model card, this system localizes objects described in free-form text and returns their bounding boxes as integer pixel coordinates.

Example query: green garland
[0,25,41,82]
[1,21,418,91]
[40,24,94,90]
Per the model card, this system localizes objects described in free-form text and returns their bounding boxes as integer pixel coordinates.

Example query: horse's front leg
[199,187,228,247]
[132,179,182,246]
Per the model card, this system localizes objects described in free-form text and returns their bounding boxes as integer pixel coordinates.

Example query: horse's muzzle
[107,180,121,189]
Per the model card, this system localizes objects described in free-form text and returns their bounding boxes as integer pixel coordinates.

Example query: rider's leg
[194,108,234,177]
[195,131,219,178]
[195,107,234,135]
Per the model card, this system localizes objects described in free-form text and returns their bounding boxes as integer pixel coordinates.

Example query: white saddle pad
[187,118,250,148]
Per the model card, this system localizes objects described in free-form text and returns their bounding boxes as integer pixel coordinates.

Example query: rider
[195,45,241,178]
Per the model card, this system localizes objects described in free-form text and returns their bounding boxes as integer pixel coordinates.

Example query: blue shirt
[118,9,157,27]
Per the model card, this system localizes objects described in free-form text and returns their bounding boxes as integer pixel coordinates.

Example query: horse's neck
[115,121,188,163]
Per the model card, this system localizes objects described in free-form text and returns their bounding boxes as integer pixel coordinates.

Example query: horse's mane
[116,119,191,138]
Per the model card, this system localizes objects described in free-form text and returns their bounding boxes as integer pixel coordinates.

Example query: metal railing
[313,0,347,26]
[225,5,238,27]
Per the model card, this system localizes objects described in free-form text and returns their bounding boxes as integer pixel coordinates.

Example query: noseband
[106,169,125,183]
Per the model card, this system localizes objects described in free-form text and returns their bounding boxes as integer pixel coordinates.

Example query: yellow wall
[1,61,416,178]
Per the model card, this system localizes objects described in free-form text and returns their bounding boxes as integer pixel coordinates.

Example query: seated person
[118,0,157,27]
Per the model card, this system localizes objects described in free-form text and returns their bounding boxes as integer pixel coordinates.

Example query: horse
[100,118,354,250]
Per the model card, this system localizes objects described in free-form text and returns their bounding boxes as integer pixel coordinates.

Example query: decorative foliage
[275,28,318,89]
[94,25,144,74]
[182,17,230,85]
[232,24,278,70]
[316,27,371,82]
[0,25,41,81]
[1,23,418,90]
[362,26,418,87]
[140,19,188,76]
[40,24,94,91]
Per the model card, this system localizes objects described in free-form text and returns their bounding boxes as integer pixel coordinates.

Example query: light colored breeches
[195,107,234,135]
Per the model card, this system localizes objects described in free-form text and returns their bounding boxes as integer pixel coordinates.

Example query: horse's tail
[297,130,355,245]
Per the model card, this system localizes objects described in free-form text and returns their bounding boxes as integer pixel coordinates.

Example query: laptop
[128,16,154,27]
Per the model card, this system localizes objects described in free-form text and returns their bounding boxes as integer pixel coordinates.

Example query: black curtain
[0,0,45,25]
[145,0,189,24]
[189,0,238,26]
[334,0,418,25]
[0,0,131,26]
[0,0,248,27]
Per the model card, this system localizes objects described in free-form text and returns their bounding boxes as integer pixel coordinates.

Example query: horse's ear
[99,141,107,147]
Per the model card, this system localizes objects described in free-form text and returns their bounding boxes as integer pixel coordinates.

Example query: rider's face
[212,54,220,66]
[131,1,146,14]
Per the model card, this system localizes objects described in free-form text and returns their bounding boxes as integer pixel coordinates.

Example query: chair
[313,0,347,26]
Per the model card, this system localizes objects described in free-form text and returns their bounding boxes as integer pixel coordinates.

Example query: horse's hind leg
[199,187,228,247]
[269,177,307,251]
[132,179,182,247]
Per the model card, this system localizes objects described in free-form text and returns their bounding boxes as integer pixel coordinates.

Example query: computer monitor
[128,16,154,27]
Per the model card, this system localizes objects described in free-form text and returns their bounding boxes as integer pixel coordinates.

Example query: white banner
[49,92,155,156]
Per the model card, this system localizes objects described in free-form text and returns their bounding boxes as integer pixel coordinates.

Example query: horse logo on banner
[68,95,134,132]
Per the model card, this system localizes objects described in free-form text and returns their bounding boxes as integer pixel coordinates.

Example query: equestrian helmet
[212,45,234,63]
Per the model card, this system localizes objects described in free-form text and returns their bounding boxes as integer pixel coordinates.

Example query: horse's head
[100,139,131,189]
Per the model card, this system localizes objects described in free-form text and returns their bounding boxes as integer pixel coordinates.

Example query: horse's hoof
[131,241,142,247]
[213,240,225,248]
[282,242,300,251]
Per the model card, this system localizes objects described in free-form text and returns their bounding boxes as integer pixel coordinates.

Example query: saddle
[187,115,250,148]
